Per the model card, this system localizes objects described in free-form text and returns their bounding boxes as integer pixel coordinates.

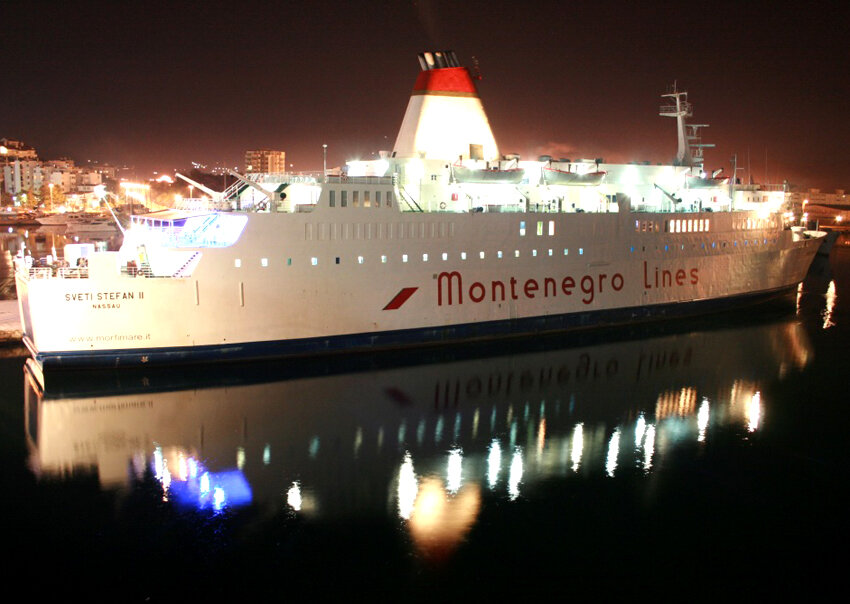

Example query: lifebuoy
[439,201,446,210]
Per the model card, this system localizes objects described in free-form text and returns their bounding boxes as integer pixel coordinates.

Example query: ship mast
[660,83,714,174]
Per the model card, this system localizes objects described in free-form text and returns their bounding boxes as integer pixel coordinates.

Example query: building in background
[244,149,286,174]
[1,139,110,208]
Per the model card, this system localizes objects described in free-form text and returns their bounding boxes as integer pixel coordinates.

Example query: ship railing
[26,267,56,279]
[121,264,154,278]
[326,175,394,185]
[20,266,90,280]
[57,267,88,279]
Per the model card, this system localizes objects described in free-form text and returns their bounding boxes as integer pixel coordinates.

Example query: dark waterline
[2,244,848,600]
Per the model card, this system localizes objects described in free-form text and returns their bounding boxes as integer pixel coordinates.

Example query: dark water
[1,240,848,601]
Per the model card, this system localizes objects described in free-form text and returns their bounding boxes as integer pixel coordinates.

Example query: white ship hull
[15,206,822,370]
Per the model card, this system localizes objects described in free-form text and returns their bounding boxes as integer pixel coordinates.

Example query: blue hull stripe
[33,286,797,369]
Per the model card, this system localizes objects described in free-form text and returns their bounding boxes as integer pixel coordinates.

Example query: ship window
[341,191,348,207]
[514,250,520,258]
[358,255,364,264]
[387,191,393,207]
[381,255,387,263]
[630,246,634,253]
[519,221,526,236]
[311,257,318,265]
[480,251,485,259]
[364,191,371,207]
[536,221,543,236]
[335,257,340,264]
[430,174,438,181]
[497,250,503,258]
[353,191,360,207]
[423,253,429,261]
[579,248,584,255]
[287,258,292,266]
[549,221,555,236]
[234,259,241,268]
[402,254,408,262]
[442,252,448,261]
[635,220,640,232]
[329,190,336,207]
[564,248,569,255]
[461,252,467,260]
[261,258,268,267]
[532,249,537,257]
[548,249,553,256]
[376,191,381,206]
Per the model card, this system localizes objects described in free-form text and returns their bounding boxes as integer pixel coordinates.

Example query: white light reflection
[697,398,710,442]
[213,487,226,510]
[635,414,646,447]
[153,445,165,479]
[487,440,502,489]
[747,392,762,432]
[642,425,656,471]
[571,423,584,472]
[606,429,620,477]
[287,481,302,511]
[508,449,524,500]
[823,280,837,329]
[354,427,363,456]
[537,418,547,457]
[172,452,185,481]
[398,452,418,520]
[446,448,463,494]
[796,282,803,315]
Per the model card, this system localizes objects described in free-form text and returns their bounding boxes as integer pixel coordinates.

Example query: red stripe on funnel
[383,287,419,310]
[412,68,478,95]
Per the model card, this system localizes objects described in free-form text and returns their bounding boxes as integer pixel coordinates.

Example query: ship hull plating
[16,210,821,370]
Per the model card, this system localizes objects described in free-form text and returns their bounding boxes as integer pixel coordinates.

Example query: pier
[0,299,23,349]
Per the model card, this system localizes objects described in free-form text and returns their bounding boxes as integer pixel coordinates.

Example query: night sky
[2,0,847,190]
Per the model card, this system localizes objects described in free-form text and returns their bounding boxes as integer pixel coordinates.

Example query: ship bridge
[128,210,248,249]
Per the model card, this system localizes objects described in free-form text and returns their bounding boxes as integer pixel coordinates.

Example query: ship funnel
[393,50,499,162]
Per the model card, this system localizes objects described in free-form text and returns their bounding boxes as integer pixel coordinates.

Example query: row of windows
[234,247,586,268]
[233,237,777,269]
[305,221,455,240]
[665,218,711,233]
[734,217,777,230]
[640,217,778,234]
[519,220,557,236]
[327,189,394,208]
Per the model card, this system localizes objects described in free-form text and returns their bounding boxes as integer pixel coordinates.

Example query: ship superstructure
[14,51,824,376]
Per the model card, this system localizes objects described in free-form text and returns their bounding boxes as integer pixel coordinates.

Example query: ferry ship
[15,50,825,373]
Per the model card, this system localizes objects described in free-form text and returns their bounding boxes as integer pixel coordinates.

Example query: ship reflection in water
[24,314,812,564]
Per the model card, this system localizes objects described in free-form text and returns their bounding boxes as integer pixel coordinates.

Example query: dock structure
[0,299,23,346]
